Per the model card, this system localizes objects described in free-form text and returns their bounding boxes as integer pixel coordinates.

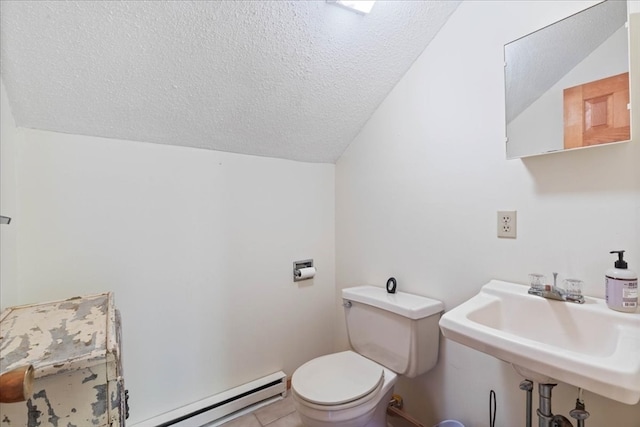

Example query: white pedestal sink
[439,280,640,404]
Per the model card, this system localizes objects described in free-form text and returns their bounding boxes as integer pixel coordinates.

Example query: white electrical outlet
[497,210,517,238]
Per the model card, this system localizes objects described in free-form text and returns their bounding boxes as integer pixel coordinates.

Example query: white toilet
[291,285,444,427]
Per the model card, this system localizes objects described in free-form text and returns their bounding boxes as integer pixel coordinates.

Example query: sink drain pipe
[387,394,426,427]
[527,382,589,427]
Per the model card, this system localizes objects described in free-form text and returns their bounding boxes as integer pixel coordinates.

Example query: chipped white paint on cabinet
[0,293,127,426]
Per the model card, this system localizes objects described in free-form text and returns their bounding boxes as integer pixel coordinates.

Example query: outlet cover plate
[497,210,517,238]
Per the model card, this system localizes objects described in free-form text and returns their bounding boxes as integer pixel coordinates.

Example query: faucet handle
[563,279,584,298]
[569,408,590,421]
[529,273,546,291]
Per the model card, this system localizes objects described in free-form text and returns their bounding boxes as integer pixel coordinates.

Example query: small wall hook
[386,277,397,294]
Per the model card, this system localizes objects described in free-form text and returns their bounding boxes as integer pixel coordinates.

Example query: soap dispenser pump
[605,250,638,313]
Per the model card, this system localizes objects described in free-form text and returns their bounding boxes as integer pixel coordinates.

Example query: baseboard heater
[134,371,287,427]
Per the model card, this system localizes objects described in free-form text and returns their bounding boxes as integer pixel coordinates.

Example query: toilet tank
[342,285,444,378]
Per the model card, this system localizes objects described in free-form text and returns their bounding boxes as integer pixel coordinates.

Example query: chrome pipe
[537,383,557,427]
[519,380,533,427]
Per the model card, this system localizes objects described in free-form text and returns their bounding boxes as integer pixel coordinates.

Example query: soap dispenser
[605,250,638,313]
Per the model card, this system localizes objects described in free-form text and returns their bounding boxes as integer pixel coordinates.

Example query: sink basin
[439,280,640,404]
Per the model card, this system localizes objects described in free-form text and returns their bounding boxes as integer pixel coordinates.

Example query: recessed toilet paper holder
[293,259,315,282]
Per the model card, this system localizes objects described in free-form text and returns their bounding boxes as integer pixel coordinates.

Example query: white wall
[335,1,640,426]
[5,127,335,424]
[0,81,20,308]
[3,2,640,426]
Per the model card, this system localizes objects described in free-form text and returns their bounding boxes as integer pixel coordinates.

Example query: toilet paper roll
[296,267,316,280]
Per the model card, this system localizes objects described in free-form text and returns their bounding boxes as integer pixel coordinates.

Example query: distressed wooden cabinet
[0,293,128,426]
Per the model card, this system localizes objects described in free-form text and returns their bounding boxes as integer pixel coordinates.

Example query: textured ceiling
[505,0,627,124]
[0,1,461,163]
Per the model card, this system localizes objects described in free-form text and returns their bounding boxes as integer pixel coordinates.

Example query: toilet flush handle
[342,301,352,308]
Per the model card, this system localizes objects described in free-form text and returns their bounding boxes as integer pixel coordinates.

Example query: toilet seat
[292,351,384,407]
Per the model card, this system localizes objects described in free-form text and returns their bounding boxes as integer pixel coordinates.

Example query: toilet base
[296,387,395,427]
[363,387,395,427]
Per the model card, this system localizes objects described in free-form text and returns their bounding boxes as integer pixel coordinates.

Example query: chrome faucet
[528,272,585,304]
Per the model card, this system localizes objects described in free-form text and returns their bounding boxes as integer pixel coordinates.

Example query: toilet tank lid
[342,285,443,319]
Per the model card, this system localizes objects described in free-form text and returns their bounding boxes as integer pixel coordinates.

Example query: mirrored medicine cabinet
[504,0,635,160]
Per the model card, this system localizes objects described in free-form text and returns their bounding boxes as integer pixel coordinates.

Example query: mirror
[505,0,630,159]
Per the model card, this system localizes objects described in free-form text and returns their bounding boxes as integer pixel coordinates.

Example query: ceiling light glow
[328,1,376,15]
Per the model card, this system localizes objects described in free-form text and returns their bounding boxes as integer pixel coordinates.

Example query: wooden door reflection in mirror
[563,72,630,149]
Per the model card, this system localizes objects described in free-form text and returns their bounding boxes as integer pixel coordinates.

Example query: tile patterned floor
[220,394,303,427]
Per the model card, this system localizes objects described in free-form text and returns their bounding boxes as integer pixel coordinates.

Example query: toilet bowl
[292,351,397,427]
[291,285,443,427]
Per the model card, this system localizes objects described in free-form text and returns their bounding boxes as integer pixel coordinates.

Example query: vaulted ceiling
[0,1,461,163]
